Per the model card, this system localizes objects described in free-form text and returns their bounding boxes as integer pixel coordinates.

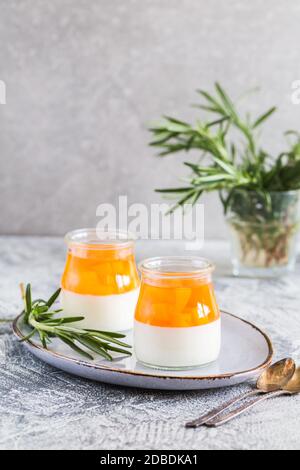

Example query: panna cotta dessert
[134,257,221,369]
[61,229,140,331]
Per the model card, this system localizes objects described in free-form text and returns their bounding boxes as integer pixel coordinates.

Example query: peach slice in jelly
[135,278,220,328]
[61,230,140,331]
[61,247,139,296]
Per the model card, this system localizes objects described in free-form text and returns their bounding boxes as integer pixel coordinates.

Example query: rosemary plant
[20,284,132,360]
[149,84,300,269]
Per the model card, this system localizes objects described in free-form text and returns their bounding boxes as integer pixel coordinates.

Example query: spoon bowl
[283,367,300,393]
[257,358,296,392]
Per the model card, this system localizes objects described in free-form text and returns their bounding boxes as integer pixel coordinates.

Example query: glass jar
[61,229,140,331]
[225,189,300,277]
[134,256,221,370]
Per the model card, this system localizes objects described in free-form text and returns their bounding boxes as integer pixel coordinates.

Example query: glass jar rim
[65,228,135,250]
[139,256,215,279]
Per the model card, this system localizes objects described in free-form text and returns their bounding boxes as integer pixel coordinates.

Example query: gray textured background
[1,0,300,238]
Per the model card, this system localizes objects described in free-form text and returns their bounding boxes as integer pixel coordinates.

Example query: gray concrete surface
[1,1,300,237]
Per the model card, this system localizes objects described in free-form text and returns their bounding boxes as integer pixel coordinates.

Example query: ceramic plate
[13,311,273,391]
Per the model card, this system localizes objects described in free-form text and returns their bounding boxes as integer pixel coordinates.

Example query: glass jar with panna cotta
[134,257,221,370]
[61,229,140,332]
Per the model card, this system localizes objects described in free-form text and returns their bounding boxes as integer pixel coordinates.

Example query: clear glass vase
[225,190,300,277]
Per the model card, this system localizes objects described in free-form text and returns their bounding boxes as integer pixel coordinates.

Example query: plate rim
[13,310,274,382]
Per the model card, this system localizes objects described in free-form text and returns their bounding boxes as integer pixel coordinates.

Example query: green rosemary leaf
[212,156,237,175]
[24,284,32,323]
[38,330,48,349]
[184,162,220,175]
[185,135,196,150]
[57,334,94,360]
[184,162,202,173]
[150,132,177,146]
[84,329,126,339]
[159,122,191,134]
[192,104,220,113]
[155,187,195,194]
[230,143,237,162]
[162,115,190,126]
[46,288,61,308]
[36,305,50,314]
[158,144,190,156]
[44,316,85,325]
[75,336,113,361]
[207,116,230,128]
[86,331,132,349]
[253,107,277,129]
[19,329,37,342]
[215,83,238,121]
[102,344,132,356]
[194,174,234,183]
[36,314,55,323]
[191,190,203,205]
[25,284,32,309]
[166,190,196,214]
[196,90,225,115]
[220,189,235,214]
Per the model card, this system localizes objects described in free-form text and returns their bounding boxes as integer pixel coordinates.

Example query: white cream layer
[134,319,221,368]
[61,288,139,331]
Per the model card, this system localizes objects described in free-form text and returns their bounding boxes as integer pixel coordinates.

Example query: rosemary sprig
[19,284,132,361]
[149,83,300,211]
[150,84,300,268]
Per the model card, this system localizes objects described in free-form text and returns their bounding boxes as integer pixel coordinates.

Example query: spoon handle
[205,390,287,427]
[185,389,260,428]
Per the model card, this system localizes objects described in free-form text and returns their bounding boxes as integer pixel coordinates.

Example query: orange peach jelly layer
[61,247,139,296]
[135,278,220,327]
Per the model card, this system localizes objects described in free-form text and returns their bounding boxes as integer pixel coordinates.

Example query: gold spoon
[205,366,300,427]
[185,358,296,428]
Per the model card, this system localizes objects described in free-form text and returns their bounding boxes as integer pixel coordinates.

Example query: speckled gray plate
[13,311,273,391]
